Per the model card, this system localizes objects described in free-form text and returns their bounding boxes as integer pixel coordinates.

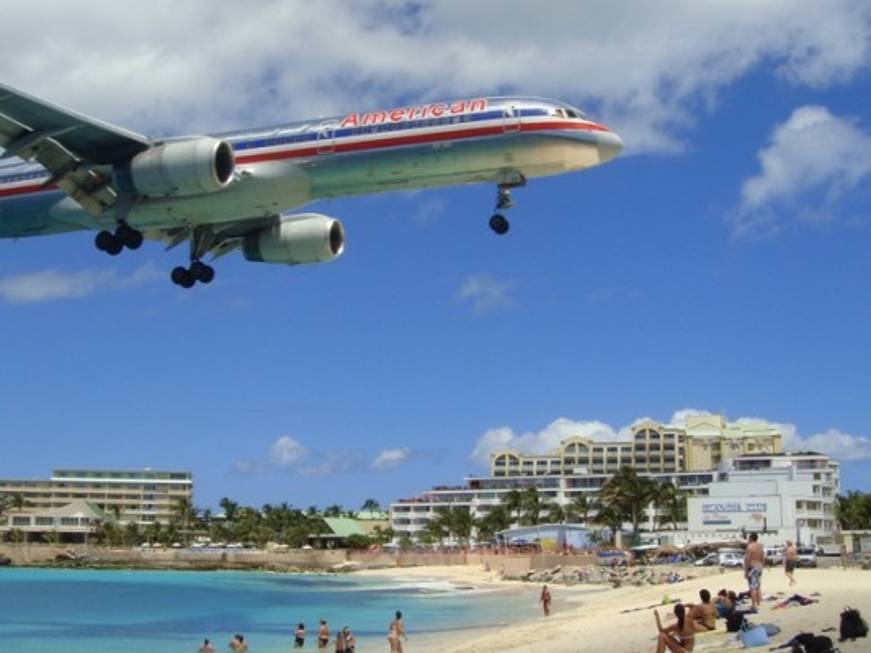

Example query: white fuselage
[0,96,622,238]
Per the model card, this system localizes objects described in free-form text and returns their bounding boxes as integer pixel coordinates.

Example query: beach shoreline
[357,564,871,653]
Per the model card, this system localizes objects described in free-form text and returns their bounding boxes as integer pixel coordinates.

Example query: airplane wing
[0,82,152,215]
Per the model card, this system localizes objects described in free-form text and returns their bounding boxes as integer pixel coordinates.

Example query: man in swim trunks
[784,541,797,586]
[294,623,306,648]
[743,533,764,609]
[539,584,552,616]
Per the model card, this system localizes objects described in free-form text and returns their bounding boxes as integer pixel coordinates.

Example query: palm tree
[541,502,565,524]
[502,489,524,525]
[565,494,590,525]
[591,502,624,544]
[835,491,871,530]
[520,487,544,526]
[323,504,343,517]
[445,508,474,545]
[653,481,686,531]
[219,497,239,522]
[476,505,512,542]
[11,492,26,513]
[599,466,658,544]
[109,504,123,523]
[173,498,199,545]
[360,498,382,512]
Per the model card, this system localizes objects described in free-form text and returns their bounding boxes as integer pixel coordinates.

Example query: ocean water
[0,568,538,652]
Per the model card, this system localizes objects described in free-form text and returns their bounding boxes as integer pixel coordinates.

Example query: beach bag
[839,606,868,641]
[726,610,746,632]
[739,622,769,648]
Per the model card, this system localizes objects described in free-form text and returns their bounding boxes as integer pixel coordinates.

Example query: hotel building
[0,468,193,526]
[391,414,784,541]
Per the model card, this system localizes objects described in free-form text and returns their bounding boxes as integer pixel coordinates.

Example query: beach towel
[738,622,768,648]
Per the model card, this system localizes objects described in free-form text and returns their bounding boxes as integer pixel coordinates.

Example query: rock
[0,555,11,566]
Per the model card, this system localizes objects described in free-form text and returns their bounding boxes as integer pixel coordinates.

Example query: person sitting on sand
[318,620,330,649]
[199,638,215,653]
[229,634,248,653]
[388,610,407,653]
[540,584,552,616]
[686,589,716,630]
[714,590,733,618]
[654,604,695,653]
[294,623,306,648]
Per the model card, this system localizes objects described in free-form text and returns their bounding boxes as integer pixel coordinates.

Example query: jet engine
[242,213,345,265]
[128,137,235,197]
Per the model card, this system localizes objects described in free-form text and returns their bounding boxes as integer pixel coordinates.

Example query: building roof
[40,500,111,521]
[322,517,367,537]
[355,510,389,520]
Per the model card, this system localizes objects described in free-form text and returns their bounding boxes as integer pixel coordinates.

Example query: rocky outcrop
[506,564,705,589]
[0,554,12,566]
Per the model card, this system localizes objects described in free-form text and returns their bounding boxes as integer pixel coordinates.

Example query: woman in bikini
[654,604,695,653]
[318,620,330,649]
[388,610,407,653]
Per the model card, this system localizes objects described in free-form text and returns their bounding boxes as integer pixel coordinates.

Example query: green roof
[322,517,367,537]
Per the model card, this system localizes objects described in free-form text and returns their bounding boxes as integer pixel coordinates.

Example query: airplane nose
[597,131,623,163]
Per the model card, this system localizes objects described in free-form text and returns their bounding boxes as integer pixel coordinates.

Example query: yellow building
[490,415,782,476]
[0,468,193,525]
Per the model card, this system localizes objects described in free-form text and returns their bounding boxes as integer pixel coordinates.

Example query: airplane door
[502,105,522,133]
[317,121,335,154]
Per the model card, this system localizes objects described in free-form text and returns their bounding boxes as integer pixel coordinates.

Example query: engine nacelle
[242,213,345,265]
[128,137,235,197]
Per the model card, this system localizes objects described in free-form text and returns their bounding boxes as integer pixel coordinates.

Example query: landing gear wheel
[190,261,215,284]
[95,230,123,255]
[489,214,510,235]
[116,224,143,250]
[171,266,195,288]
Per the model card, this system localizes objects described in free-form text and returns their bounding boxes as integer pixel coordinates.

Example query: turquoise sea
[0,568,537,653]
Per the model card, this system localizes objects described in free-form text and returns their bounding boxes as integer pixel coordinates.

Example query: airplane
[0,83,622,288]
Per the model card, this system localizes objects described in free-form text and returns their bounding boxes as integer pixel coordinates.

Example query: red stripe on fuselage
[0,120,610,197]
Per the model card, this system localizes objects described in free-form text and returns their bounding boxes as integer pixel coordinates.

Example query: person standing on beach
[539,584,552,616]
[343,627,356,653]
[318,620,330,649]
[840,543,849,569]
[333,629,346,653]
[294,623,306,648]
[198,638,215,653]
[388,610,407,653]
[743,533,764,609]
[784,541,798,586]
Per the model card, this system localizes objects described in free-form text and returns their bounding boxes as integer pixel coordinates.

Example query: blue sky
[0,2,869,510]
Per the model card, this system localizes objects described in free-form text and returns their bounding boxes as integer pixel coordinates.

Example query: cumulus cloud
[0,264,161,303]
[0,2,867,153]
[471,409,871,465]
[457,273,515,314]
[735,418,871,461]
[469,417,626,465]
[732,106,871,238]
[268,436,308,467]
[372,447,410,471]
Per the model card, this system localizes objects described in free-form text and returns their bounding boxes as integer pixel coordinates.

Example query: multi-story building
[0,468,193,526]
[687,451,840,547]
[391,414,784,542]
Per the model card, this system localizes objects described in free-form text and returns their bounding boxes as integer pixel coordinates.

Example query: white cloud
[372,447,410,471]
[0,264,161,303]
[300,450,367,477]
[457,273,514,314]
[268,436,307,467]
[735,418,871,461]
[732,106,871,237]
[469,417,625,465]
[0,2,867,153]
[230,459,265,476]
[471,409,871,465]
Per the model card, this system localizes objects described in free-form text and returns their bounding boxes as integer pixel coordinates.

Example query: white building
[686,451,839,547]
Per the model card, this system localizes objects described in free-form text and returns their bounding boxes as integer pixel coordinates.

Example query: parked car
[796,547,817,567]
[694,553,719,567]
[765,546,784,566]
[718,551,744,568]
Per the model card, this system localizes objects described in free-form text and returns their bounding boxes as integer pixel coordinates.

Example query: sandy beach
[357,564,871,653]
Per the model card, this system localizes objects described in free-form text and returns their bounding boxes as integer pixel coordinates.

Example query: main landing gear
[488,171,526,235]
[94,223,144,255]
[170,226,216,289]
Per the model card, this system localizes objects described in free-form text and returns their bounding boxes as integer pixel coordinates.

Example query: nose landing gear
[488,171,526,235]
